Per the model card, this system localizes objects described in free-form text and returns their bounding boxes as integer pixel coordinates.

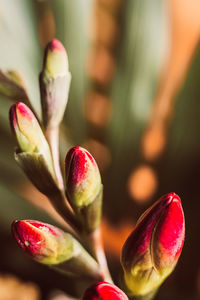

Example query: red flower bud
[65,146,102,232]
[121,193,185,297]
[12,220,101,278]
[49,39,66,52]
[9,102,55,178]
[12,220,65,262]
[9,102,51,156]
[82,282,128,300]
[65,146,102,208]
[43,39,69,78]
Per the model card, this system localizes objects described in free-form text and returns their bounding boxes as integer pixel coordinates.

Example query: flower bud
[40,39,71,128]
[65,146,102,232]
[10,102,49,154]
[121,193,185,297]
[65,146,101,207]
[12,220,100,279]
[9,102,54,176]
[12,220,67,264]
[82,282,128,300]
[42,39,68,80]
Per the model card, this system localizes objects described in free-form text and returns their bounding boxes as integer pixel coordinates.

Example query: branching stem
[86,227,113,283]
[45,125,112,282]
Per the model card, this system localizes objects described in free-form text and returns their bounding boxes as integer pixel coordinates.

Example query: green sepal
[14,150,82,231]
[40,71,71,129]
[0,69,29,104]
[51,237,101,280]
[120,274,158,300]
[75,185,103,233]
[14,150,57,196]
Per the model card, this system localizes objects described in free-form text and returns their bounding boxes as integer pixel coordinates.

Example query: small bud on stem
[82,282,129,300]
[65,146,102,233]
[65,146,112,282]
[40,38,71,129]
[40,39,71,190]
[12,220,101,280]
[9,102,54,174]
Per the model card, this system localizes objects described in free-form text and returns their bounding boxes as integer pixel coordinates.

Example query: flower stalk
[85,227,113,283]
[45,125,64,190]
[40,39,71,190]
[65,146,112,281]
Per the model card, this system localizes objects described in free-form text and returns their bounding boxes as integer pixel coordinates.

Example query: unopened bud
[65,146,102,232]
[10,102,50,155]
[42,39,68,79]
[12,220,100,279]
[82,282,128,300]
[40,39,71,128]
[121,193,185,297]
[9,102,55,182]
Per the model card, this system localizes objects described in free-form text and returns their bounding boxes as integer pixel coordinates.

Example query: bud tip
[82,282,128,300]
[49,39,65,52]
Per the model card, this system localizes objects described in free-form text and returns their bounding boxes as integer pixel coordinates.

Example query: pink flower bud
[9,102,50,155]
[40,39,71,128]
[12,220,67,264]
[43,39,69,79]
[82,282,128,300]
[65,146,102,209]
[121,193,185,297]
[12,220,101,278]
[50,39,66,52]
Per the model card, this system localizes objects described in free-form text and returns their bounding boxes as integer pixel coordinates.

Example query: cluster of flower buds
[82,282,128,300]
[121,192,185,297]
[65,146,102,232]
[8,38,186,300]
[9,39,103,234]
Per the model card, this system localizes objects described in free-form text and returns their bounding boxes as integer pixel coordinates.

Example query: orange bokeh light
[84,91,112,127]
[128,165,157,203]
[141,123,166,161]
[86,46,115,86]
[102,219,134,258]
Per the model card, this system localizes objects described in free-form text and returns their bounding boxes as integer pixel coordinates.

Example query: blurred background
[0,0,200,299]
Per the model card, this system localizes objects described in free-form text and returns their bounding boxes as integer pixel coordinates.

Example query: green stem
[49,189,82,233]
[50,243,102,281]
[45,125,64,190]
[85,227,113,283]
[45,125,112,281]
[45,126,82,233]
